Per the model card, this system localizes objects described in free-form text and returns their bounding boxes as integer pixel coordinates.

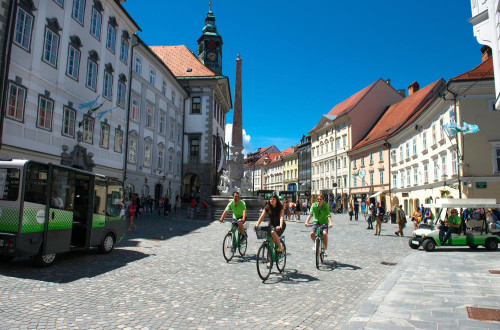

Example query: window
[190,138,200,162]
[144,145,151,167]
[177,124,181,143]
[370,173,374,186]
[158,149,164,170]
[169,120,174,139]
[86,58,98,90]
[405,143,410,159]
[37,95,53,130]
[392,173,397,188]
[412,138,417,155]
[399,146,403,161]
[441,154,447,177]
[379,171,384,184]
[439,118,444,140]
[114,129,123,153]
[494,146,500,173]
[62,107,76,137]
[103,71,113,99]
[106,22,116,53]
[171,90,176,104]
[191,97,201,114]
[149,67,156,86]
[67,44,80,80]
[100,123,109,149]
[343,157,347,168]
[168,153,173,172]
[432,125,436,145]
[72,0,85,25]
[400,171,405,187]
[82,117,94,143]
[14,7,33,51]
[131,98,139,121]
[433,159,438,181]
[120,37,129,63]
[406,168,411,186]
[7,83,26,121]
[90,6,102,40]
[353,176,357,187]
[134,56,142,75]
[146,106,153,128]
[422,132,427,150]
[361,156,365,166]
[390,150,396,163]
[452,152,457,175]
[162,80,167,96]
[43,26,60,67]
[424,163,429,183]
[117,80,126,107]
[379,148,383,161]
[159,113,166,134]
[54,0,64,6]
[336,138,340,149]
[414,167,418,185]
[128,138,137,163]
[369,152,373,164]
[343,136,347,147]
[352,156,357,168]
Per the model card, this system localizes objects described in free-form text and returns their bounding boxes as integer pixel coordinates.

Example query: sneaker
[395,232,399,236]
[312,245,316,251]
[323,250,328,257]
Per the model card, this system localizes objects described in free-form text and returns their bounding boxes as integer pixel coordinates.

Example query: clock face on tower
[207,51,217,62]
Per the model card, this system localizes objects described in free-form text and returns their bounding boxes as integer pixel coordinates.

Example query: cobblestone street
[0,211,415,329]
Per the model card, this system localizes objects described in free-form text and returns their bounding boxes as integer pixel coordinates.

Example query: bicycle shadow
[317,260,362,272]
[263,268,319,284]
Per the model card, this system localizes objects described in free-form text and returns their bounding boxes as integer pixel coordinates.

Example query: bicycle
[255,226,286,281]
[314,224,329,269]
[222,221,248,262]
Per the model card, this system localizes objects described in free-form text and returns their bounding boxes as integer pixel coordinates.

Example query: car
[409,199,500,252]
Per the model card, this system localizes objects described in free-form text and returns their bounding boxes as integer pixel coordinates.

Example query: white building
[262,152,284,192]
[1,0,138,180]
[124,36,186,201]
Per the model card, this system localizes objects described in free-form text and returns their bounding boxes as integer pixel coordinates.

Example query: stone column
[229,54,244,189]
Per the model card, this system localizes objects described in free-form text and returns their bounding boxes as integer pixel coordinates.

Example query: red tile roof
[450,57,493,81]
[281,147,294,156]
[352,78,446,151]
[327,80,378,117]
[149,45,218,77]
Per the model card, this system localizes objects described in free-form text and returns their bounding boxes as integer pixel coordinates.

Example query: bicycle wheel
[256,243,272,281]
[315,237,321,269]
[238,232,247,257]
[319,238,325,264]
[222,232,235,262]
[276,239,286,273]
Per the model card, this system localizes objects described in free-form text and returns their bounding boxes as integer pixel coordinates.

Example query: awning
[370,191,387,198]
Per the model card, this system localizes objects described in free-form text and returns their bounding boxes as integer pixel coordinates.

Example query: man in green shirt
[305,194,333,256]
[439,208,461,244]
[219,191,247,242]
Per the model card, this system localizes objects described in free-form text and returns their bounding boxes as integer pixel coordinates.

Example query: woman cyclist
[254,194,285,253]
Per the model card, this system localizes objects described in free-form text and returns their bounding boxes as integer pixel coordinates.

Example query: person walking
[127,201,137,231]
[395,204,406,236]
[348,203,354,221]
[354,200,360,221]
[174,195,181,219]
[366,203,374,229]
[295,200,301,220]
[374,202,385,235]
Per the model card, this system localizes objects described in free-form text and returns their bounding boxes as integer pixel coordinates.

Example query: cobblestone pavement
[0,212,469,329]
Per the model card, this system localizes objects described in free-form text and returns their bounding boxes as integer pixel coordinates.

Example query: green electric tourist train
[0,159,125,266]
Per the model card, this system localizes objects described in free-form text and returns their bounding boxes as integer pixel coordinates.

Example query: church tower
[197,3,223,74]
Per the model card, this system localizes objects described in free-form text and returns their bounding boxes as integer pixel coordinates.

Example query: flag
[442,122,461,136]
[358,169,365,178]
[88,102,104,113]
[461,122,479,135]
[78,96,99,109]
[97,107,117,120]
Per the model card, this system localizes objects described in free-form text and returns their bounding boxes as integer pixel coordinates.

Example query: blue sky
[123,1,481,154]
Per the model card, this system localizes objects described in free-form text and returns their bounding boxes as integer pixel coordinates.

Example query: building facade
[297,134,311,202]
[151,8,231,201]
[1,0,138,180]
[244,145,280,194]
[283,146,298,193]
[124,36,186,201]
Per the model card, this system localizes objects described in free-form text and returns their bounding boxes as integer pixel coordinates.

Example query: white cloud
[225,123,252,155]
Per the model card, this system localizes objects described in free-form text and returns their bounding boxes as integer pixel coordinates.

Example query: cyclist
[219,191,247,245]
[305,194,333,256]
[254,194,285,253]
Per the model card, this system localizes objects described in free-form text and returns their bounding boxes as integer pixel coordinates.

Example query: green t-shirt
[309,202,331,225]
[447,214,461,227]
[225,199,247,219]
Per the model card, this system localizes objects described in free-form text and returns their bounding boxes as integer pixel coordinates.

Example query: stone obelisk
[229,54,244,190]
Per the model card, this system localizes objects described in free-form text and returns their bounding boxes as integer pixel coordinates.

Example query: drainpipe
[181,91,189,199]
[445,86,462,198]
[0,0,17,148]
[123,34,139,192]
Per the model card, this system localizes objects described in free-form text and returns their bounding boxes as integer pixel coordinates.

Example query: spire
[202,2,218,35]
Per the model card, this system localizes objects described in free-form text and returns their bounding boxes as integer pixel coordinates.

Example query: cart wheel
[34,251,56,267]
[99,233,115,254]
[423,239,435,252]
[408,238,419,249]
[485,238,498,251]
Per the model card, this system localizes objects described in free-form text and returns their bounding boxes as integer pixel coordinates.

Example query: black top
[268,207,282,227]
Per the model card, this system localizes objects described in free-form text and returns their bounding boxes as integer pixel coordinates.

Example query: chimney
[397,89,406,97]
[386,78,391,86]
[481,45,492,62]
[408,81,419,95]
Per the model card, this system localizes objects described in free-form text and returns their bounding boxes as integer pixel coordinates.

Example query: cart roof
[439,198,499,208]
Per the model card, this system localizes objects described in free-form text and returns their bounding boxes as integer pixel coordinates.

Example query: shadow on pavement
[0,248,149,283]
[263,268,319,284]
[319,260,362,271]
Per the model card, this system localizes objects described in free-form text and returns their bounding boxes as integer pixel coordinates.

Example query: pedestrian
[174,195,181,218]
[164,197,171,216]
[412,207,422,230]
[127,200,137,231]
[354,200,360,221]
[395,204,406,236]
[302,200,308,215]
[157,198,164,216]
[367,203,374,229]
[295,200,301,220]
[348,203,354,221]
[288,200,295,220]
[423,208,433,225]
[284,199,289,219]
[134,194,142,219]
[374,202,385,235]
